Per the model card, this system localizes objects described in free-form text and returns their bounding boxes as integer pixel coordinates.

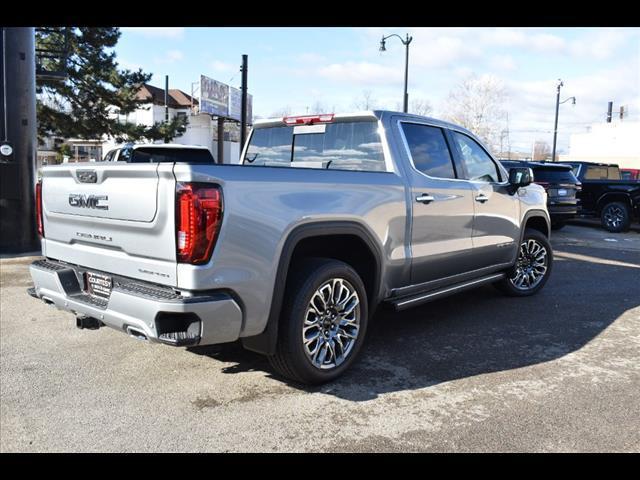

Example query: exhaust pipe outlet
[76,315,103,330]
[126,326,148,341]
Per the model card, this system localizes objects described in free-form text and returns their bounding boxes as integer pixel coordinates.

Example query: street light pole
[380,33,413,113]
[551,79,563,162]
[551,80,576,162]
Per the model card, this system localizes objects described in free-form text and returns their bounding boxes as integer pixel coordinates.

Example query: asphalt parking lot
[1,224,639,452]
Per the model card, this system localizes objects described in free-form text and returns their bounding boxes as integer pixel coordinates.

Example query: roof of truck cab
[251,110,469,133]
[109,143,210,150]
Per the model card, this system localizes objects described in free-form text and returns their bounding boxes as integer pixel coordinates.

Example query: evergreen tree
[36,27,186,143]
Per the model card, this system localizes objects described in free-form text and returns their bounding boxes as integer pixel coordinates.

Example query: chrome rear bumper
[29,259,243,346]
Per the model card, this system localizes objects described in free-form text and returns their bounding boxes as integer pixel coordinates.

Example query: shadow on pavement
[188,240,640,401]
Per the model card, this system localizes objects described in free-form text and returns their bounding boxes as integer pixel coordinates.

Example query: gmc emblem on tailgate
[69,194,109,210]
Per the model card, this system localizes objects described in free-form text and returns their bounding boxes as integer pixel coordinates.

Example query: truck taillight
[283,113,334,125]
[36,180,44,237]
[176,183,223,265]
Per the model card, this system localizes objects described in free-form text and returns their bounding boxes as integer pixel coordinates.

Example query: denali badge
[69,194,109,210]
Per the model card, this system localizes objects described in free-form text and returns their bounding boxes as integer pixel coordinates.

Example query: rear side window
[130,148,214,164]
[607,166,620,180]
[584,166,608,180]
[244,121,386,172]
[401,123,456,179]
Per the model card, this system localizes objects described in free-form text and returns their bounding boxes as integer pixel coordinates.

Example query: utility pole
[240,54,248,152]
[0,27,38,252]
[217,117,224,164]
[606,101,613,123]
[164,75,169,122]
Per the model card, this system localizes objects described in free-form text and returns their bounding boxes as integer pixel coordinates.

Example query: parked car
[103,143,215,163]
[620,169,640,181]
[500,160,581,230]
[29,111,553,384]
[566,161,640,232]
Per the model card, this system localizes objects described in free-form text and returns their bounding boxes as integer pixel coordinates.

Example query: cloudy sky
[117,27,640,154]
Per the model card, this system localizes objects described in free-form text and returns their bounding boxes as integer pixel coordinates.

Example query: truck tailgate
[41,163,178,286]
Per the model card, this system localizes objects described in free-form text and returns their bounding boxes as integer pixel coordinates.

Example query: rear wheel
[495,228,553,297]
[600,201,630,233]
[268,258,368,385]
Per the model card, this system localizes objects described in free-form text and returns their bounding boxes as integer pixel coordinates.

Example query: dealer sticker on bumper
[85,271,112,299]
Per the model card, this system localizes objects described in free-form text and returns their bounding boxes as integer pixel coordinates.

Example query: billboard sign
[200,75,229,117]
[228,86,242,121]
[228,87,254,123]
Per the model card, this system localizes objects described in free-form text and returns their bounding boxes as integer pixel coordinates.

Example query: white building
[559,121,640,169]
[103,84,240,164]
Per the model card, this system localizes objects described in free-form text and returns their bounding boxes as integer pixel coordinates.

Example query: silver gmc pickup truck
[29,111,553,384]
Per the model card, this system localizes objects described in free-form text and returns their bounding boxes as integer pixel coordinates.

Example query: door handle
[416,194,435,204]
[475,193,489,203]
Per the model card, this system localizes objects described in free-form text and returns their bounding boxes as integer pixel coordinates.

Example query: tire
[495,228,553,297]
[268,258,369,385]
[600,201,630,233]
[550,220,566,231]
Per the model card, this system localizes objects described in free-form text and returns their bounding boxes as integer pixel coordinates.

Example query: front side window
[401,123,456,179]
[452,132,501,183]
[243,121,386,172]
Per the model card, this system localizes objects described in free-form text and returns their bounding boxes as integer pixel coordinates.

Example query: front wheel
[495,228,553,297]
[268,258,368,385]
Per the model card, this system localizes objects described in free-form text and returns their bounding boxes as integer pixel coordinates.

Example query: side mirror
[508,167,533,193]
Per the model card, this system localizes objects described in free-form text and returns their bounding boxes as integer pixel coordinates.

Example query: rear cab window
[243,119,386,172]
[530,167,579,184]
[130,148,215,164]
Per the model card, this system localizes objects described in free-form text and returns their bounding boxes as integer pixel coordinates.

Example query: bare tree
[532,140,551,161]
[409,98,433,116]
[443,74,507,154]
[310,100,329,114]
[352,90,378,110]
[270,106,292,118]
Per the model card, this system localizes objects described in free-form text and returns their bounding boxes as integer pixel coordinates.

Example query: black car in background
[565,161,640,233]
[500,160,581,230]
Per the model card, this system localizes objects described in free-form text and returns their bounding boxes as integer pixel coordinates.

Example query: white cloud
[505,62,640,151]
[297,53,326,63]
[569,28,638,60]
[121,27,185,39]
[529,33,566,53]
[488,54,517,71]
[318,62,402,86]
[154,49,184,64]
[211,60,235,72]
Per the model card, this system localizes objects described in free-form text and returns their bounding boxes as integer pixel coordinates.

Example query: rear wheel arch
[241,221,384,356]
[596,193,632,213]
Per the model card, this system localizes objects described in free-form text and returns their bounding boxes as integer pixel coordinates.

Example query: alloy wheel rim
[604,206,624,229]
[509,239,548,290]
[302,278,360,370]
